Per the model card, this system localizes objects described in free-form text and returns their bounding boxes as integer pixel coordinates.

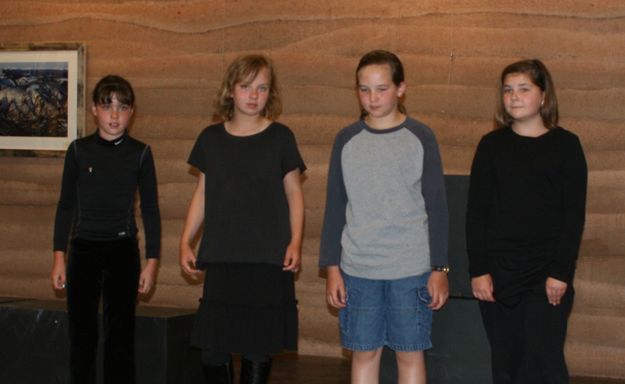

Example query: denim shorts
[339,271,433,351]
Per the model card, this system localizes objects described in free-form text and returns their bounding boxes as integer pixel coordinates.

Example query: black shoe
[240,357,272,384]
[203,359,234,384]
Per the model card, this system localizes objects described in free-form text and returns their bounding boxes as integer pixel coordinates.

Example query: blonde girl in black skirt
[179,54,305,384]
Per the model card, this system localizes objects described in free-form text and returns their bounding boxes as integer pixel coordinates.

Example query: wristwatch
[432,265,450,273]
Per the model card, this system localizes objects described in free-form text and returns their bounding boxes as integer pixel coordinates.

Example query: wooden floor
[260,354,625,384]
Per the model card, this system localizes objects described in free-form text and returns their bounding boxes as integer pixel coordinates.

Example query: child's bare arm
[179,173,206,279]
[283,169,304,272]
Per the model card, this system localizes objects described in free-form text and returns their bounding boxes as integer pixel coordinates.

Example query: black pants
[66,238,140,384]
[479,284,574,384]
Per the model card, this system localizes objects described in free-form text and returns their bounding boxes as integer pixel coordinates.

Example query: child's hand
[50,251,66,290]
[471,273,495,302]
[428,271,449,310]
[545,277,567,306]
[179,244,202,279]
[138,258,158,294]
[282,242,301,272]
[326,266,346,309]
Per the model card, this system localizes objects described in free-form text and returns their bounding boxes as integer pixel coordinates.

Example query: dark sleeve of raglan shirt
[465,136,493,277]
[419,126,449,268]
[138,145,162,259]
[53,141,78,252]
[548,134,587,283]
[319,132,349,268]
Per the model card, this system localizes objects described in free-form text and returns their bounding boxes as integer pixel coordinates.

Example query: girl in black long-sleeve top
[466,59,587,384]
[51,75,161,384]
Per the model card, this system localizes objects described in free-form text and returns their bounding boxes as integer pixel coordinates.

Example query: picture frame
[0,43,85,155]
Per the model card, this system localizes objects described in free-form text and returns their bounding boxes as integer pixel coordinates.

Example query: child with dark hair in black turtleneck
[51,75,161,384]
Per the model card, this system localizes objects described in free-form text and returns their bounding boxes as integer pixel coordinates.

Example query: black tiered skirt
[191,262,298,354]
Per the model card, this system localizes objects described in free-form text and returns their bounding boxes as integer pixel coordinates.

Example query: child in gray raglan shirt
[320,50,449,383]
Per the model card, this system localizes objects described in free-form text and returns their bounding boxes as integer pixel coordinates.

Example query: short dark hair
[356,50,406,118]
[495,59,559,129]
[92,75,135,106]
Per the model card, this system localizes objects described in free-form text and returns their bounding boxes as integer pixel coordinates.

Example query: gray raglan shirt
[319,117,448,280]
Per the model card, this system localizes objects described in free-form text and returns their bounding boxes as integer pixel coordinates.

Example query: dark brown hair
[495,59,559,129]
[92,75,135,106]
[356,50,406,119]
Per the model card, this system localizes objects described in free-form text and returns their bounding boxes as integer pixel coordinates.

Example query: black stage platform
[0,298,202,383]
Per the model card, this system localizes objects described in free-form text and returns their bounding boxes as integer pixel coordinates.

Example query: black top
[466,127,587,300]
[53,131,161,259]
[188,122,306,267]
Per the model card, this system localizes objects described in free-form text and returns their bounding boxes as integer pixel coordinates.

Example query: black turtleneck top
[53,131,161,259]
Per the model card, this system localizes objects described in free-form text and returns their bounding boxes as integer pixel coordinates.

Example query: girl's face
[91,94,134,141]
[357,64,405,121]
[231,67,271,118]
[502,72,544,124]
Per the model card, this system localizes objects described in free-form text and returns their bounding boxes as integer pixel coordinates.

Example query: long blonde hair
[213,54,282,121]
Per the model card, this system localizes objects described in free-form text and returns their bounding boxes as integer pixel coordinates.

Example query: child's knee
[352,348,383,363]
[395,350,424,365]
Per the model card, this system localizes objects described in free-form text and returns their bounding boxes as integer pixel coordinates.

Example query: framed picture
[0,43,85,154]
